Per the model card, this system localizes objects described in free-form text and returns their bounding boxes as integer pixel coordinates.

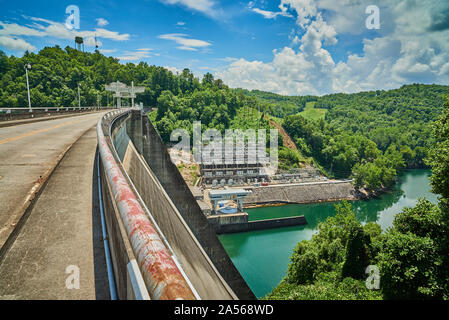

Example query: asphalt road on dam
[0,113,106,247]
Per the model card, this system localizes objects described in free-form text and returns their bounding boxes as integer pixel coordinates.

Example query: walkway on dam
[0,113,110,299]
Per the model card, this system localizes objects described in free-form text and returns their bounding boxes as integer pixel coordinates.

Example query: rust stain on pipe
[97,115,196,300]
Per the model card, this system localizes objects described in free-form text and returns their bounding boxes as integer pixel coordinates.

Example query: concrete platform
[0,127,110,300]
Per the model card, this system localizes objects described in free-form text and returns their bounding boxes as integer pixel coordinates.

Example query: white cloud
[160,0,217,17]
[158,33,212,51]
[217,6,338,95]
[176,21,186,26]
[314,0,377,35]
[216,0,449,95]
[0,36,36,51]
[0,16,130,52]
[219,57,238,62]
[117,49,151,61]
[89,28,129,41]
[100,49,117,54]
[164,66,182,74]
[96,18,109,27]
[251,8,292,19]
[0,22,45,37]
[280,0,317,28]
[176,46,197,51]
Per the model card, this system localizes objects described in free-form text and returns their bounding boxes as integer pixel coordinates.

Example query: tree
[0,50,8,75]
[427,97,449,199]
[377,230,442,299]
[156,90,176,120]
[156,117,175,142]
[287,201,371,284]
[341,225,370,280]
[352,162,382,191]
[202,72,214,87]
[271,201,382,300]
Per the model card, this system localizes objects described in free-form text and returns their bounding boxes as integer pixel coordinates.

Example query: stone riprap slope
[243,181,356,205]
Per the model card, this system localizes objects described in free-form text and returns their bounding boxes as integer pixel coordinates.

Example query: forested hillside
[2,46,448,191]
[267,98,449,300]
[0,46,269,139]
[234,88,317,118]
[0,46,246,113]
[247,85,449,190]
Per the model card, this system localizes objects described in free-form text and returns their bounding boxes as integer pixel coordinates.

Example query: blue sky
[1,0,449,95]
[0,1,309,66]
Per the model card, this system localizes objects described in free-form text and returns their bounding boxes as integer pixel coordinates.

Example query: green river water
[218,169,439,298]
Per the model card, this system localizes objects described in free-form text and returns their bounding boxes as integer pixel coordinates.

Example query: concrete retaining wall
[207,212,249,230]
[210,216,307,234]
[244,181,356,205]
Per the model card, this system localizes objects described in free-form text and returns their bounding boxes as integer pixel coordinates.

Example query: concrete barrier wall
[124,110,255,300]
[0,108,103,121]
[98,110,196,300]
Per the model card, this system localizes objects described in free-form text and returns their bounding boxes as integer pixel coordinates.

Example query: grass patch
[299,102,327,121]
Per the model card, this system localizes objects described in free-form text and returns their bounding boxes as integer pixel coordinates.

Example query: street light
[24,64,32,112]
[78,83,81,109]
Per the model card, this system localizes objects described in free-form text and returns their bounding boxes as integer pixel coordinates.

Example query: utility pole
[116,81,121,109]
[78,83,81,109]
[131,81,135,108]
[24,64,32,112]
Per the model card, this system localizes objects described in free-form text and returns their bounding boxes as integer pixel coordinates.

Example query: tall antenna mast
[95,34,99,52]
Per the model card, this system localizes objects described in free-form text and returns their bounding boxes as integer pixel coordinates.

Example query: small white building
[209,189,252,215]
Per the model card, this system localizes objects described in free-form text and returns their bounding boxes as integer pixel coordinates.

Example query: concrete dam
[100,109,255,300]
[0,107,351,300]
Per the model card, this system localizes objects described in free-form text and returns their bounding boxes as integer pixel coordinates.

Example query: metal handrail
[0,107,115,112]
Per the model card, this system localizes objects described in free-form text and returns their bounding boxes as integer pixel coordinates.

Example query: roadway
[0,112,110,299]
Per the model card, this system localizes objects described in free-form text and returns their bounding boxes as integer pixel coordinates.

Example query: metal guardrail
[0,107,114,113]
[97,109,196,300]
